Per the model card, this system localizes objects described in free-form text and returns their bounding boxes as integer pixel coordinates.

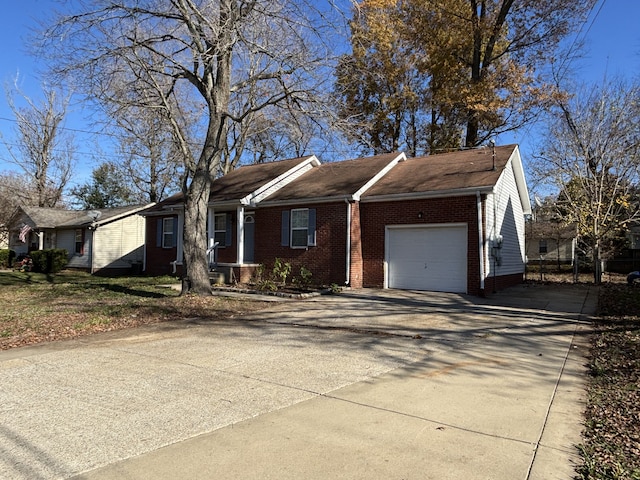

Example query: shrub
[294,266,313,288]
[30,249,68,274]
[0,250,16,268]
[272,258,292,286]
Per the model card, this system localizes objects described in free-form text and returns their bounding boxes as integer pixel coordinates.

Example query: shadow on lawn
[91,283,169,298]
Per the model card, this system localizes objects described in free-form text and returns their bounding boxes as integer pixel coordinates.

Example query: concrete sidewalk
[0,284,596,479]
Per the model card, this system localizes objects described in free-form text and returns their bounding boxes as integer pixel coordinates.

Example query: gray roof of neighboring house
[18,205,151,229]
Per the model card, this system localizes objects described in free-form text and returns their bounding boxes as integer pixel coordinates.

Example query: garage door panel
[387,225,467,293]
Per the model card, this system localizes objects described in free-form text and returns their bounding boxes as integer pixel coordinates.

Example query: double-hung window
[281,208,316,248]
[75,229,84,255]
[539,239,548,254]
[156,217,177,249]
[214,213,227,247]
[291,209,309,248]
[162,218,175,248]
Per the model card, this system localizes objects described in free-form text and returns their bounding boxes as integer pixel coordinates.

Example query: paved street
[0,284,596,479]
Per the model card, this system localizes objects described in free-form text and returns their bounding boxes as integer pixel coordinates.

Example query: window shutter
[225,213,232,246]
[172,217,178,247]
[156,219,162,247]
[308,208,316,246]
[281,210,290,246]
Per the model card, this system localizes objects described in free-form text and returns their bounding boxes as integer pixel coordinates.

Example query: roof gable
[262,152,405,204]
[208,156,319,204]
[15,205,153,229]
[362,145,521,200]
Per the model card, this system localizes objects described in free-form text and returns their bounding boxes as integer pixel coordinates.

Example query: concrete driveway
[0,283,596,479]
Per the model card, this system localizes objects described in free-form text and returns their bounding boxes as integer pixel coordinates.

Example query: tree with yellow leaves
[335,0,596,152]
[532,79,640,284]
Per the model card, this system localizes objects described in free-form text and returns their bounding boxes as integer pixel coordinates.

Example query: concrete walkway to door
[0,283,596,479]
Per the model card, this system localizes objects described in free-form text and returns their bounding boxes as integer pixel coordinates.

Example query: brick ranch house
[143,144,531,295]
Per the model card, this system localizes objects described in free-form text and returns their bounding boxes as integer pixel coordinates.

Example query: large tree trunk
[181,168,212,295]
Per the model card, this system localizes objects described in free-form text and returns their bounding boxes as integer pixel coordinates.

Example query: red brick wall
[360,196,483,294]
[349,201,363,288]
[145,215,180,276]
[255,203,348,286]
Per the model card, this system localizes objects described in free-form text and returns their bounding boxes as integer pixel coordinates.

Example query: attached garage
[385,224,468,293]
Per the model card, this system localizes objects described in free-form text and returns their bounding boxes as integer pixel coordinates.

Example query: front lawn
[0,270,272,350]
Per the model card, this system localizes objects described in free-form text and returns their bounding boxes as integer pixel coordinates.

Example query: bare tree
[531,79,640,284]
[111,105,184,203]
[1,81,74,207]
[40,0,333,294]
[0,172,40,245]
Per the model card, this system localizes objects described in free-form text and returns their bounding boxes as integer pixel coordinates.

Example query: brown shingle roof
[263,152,402,202]
[143,156,315,212]
[362,145,517,198]
[209,156,315,202]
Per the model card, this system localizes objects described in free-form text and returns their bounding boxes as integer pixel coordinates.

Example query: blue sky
[0,0,638,190]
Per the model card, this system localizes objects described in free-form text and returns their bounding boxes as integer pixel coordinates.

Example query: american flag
[19,224,31,243]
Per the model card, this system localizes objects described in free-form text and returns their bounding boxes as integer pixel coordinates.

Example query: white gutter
[361,185,495,203]
[477,191,485,292]
[345,200,351,286]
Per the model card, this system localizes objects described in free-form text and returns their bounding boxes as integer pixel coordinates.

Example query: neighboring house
[8,204,154,274]
[143,144,531,295]
[0,225,7,250]
[525,220,577,265]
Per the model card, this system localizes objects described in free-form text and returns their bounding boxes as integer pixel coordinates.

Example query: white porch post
[237,206,245,265]
[208,208,214,247]
[177,212,184,264]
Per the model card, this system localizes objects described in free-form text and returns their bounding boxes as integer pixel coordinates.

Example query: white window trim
[214,213,227,248]
[162,218,174,249]
[290,208,309,249]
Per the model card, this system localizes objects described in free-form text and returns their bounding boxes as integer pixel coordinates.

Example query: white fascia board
[258,195,354,208]
[207,200,243,209]
[352,152,407,201]
[240,155,321,206]
[509,145,532,215]
[361,185,494,203]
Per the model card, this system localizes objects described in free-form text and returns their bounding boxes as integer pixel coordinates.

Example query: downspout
[477,191,485,292]
[345,199,351,286]
[89,225,97,275]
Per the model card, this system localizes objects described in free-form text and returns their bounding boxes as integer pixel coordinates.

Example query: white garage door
[386,224,467,293]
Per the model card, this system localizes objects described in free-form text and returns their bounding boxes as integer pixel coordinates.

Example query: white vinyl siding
[92,214,146,270]
[487,155,527,278]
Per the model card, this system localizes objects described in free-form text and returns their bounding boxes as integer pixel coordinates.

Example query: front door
[243,214,255,263]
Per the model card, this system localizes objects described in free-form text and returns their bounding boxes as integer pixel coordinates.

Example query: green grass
[0,270,271,349]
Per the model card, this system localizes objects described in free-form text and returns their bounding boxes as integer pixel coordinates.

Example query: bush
[30,249,68,274]
[0,250,16,268]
